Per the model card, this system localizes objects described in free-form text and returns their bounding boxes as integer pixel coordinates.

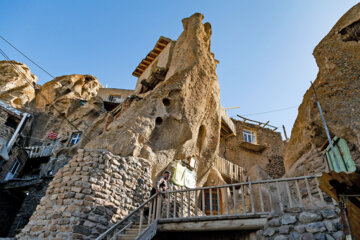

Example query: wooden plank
[157,218,267,232]
[276,181,283,211]
[305,177,313,206]
[225,187,229,215]
[232,185,237,214]
[241,185,246,214]
[285,181,293,208]
[249,180,255,213]
[259,184,264,212]
[315,177,324,204]
[295,180,303,208]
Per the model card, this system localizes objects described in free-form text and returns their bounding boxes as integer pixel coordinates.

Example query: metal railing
[215,157,245,182]
[24,145,56,158]
[96,193,161,240]
[157,175,328,220]
[97,175,331,239]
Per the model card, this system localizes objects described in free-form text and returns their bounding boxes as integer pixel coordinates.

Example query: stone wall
[259,206,344,240]
[7,179,51,237]
[18,149,152,239]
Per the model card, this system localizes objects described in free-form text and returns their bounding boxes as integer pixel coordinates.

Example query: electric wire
[0,34,55,78]
[0,46,91,142]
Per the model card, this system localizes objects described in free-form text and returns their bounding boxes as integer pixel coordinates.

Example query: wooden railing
[24,145,56,159]
[215,157,245,182]
[97,175,331,239]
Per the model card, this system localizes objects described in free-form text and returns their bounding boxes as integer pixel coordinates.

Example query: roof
[132,36,172,78]
[318,171,360,239]
[0,100,23,119]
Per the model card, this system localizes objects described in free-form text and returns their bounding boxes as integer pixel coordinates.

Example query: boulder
[0,60,38,108]
[284,3,360,172]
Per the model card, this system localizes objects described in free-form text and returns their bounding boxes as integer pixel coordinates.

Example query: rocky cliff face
[84,13,221,183]
[34,74,101,114]
[284,3,360,173]
[0,60,38,108]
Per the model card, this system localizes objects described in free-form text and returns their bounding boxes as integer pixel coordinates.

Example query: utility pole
[310,81,341,170]
[282,125,289,141]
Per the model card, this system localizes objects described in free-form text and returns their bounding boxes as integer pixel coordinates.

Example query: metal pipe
[310,81,341,170]
[6,113,29,152]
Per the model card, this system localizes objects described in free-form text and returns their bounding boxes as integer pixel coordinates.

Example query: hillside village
[0,4,359,240]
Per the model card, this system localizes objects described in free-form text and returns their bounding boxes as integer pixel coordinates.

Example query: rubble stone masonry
[17,149,152,239]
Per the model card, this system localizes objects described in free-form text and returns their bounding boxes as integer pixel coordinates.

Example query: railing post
[166,192,170,219]
[295,180,303,208]
[232,185,237,214]
[276,181,283,211]
[187,190,191,217]
[194,190,198,216]
[241,184,246,214]
[209,188,213,216]
[225,186,229,215]
[173,192,177,218]
[259,183,264,212]
[285,181,293,208]
[139,208,144,234]
[201,189,205,215]
[305,177,314,206]
[217,187,221,215]
[148,198,153,225]
[249,178,255,213]
[180,191,184,218]
[156,194,162,219]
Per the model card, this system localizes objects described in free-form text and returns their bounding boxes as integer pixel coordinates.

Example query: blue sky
[0,1,358,138]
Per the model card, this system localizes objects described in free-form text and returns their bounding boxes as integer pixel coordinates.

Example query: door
[326,137,356,173]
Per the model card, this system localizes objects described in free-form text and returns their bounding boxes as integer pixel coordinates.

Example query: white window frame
[68,132,82,147]
[5,158,21,180]
[243,129,257,144]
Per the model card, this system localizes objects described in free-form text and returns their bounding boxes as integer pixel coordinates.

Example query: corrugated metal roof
[132,36,172,78]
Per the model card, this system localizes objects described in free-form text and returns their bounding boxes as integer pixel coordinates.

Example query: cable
[0,35,55,78]
[241,105,298,117]
[0,47,91,142]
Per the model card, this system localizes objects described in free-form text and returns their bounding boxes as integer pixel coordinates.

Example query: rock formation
[84,13,221,183]
[34,74,102,115]
[0,60,38,108]
[284,3,360,174]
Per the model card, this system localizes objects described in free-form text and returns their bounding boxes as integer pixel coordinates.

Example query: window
[243,130,256,144]
[68,132,82,147]
[5,158,21,180]
[108,95,124,103]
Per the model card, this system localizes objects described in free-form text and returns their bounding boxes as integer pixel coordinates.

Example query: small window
[243,130,256,144]
[108,95,124,103]
[68,132,82,147]
[5,158,21,180]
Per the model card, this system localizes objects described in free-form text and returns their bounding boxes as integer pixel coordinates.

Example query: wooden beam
[157,218,267,232]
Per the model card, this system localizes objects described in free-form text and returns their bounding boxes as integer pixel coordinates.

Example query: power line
[0,34,55,78]
[230,105,298,118]
[0,47,91,142]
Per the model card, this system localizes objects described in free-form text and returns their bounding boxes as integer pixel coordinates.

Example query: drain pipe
[6,112,30,153]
